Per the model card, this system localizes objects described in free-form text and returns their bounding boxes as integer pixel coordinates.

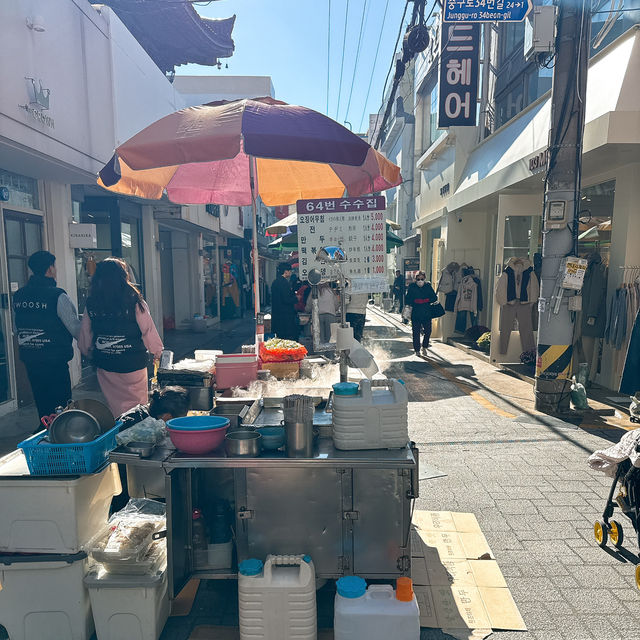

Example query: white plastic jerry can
[334,576,420,640]
[332,379,409,450]
[238,554,317,640]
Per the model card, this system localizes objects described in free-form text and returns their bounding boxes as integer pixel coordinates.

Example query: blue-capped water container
[238,554,317,639]
[332,379,408,450]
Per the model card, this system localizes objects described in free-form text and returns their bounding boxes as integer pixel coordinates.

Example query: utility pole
[534,1,591,412]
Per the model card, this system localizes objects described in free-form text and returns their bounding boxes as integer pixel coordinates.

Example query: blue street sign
[443,0,531,23]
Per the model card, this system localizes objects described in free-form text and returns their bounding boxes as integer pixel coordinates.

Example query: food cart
[111,396,419,600]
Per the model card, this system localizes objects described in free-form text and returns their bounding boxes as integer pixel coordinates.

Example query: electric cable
[357,0,392,132]
[343,0,371,125]
[326,0,331,116]
[335,0,351,120]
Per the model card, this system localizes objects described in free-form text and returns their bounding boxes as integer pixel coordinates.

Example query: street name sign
[443,0,532,23]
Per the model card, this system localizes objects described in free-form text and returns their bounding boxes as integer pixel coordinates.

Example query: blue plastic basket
[18,421,121,476]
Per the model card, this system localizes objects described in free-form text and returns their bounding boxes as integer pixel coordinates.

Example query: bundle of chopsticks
[283,394,314,423]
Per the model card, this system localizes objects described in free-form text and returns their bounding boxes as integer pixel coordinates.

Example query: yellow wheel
[636,565,640,590]
[594,520,608,547]
[608,520,624,549]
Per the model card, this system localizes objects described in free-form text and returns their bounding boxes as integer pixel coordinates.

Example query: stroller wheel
[594,520,608,547]
[608,520,624,548]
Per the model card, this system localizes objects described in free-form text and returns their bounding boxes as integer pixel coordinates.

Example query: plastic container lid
[238,558,263,576]
[303,555,312,564]
[396,576,414,602]
[336,576,367,598]
[332,382,359,396]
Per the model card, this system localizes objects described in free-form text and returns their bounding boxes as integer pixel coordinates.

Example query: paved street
[367,309,640,640]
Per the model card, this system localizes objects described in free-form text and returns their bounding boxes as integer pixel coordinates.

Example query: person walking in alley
[392,269,405,312]
[79,258,163,417]
[306,282,338,344]
[270,262,298,340]
[405,271,437,356]
[345,289,369,343]
[13,251,81,424]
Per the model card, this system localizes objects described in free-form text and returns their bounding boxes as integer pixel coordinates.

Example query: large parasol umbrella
[98,97,402,319]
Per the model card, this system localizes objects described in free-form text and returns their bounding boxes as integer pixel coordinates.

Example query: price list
[296,197,388,293]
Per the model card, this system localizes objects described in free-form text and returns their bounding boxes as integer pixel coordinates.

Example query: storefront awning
[447,29,640,215]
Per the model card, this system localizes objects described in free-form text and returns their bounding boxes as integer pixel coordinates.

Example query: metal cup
[284,419,314,458]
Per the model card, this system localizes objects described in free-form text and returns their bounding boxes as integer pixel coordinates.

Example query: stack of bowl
[166,416,230,454]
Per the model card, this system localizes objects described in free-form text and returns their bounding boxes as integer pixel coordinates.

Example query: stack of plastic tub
[0,450,121,640]
[85,512,169,640]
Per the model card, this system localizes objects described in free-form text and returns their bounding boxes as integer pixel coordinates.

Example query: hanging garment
[620,308,640,395]
[473,277,484,312]
[454,275,479,314]
[455,310,477,334]
[495,258,539,306]
[605,287,628,350]
[581,256,608,338]
[437,263,461,294]
[499,302,536,354]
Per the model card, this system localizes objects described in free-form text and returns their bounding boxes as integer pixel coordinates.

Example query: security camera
[457,216,463,223]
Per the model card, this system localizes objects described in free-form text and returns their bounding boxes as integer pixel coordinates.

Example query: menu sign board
[296,197,388,293]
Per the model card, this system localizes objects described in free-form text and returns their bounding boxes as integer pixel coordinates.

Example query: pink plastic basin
[168,425,228,455]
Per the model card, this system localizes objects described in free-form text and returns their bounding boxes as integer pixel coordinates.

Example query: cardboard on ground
[412,510,526,633]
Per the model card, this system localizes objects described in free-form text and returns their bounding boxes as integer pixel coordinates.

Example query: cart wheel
[594,520,608,547]
[609,520,624,548]
[635,565,640,590]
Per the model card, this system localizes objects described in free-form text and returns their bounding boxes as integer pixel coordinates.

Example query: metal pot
[188,386,214,411]
[49,409,101,444]
[224,430,262,457]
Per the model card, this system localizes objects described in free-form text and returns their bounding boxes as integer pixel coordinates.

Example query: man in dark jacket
[13,251,80,422]
[270,262,298,340]
[392,270,405,312]
[405,271,437,356]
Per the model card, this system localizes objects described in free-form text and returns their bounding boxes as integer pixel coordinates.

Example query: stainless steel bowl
[224,430,262,457]
[49,410,101,444]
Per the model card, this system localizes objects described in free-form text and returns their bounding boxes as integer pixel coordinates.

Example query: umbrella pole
[249,157,262,346]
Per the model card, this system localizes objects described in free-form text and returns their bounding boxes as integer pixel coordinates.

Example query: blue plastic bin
[18,421,122,476]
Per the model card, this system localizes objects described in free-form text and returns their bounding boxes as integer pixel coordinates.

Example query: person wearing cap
[270,262,298,340]
[13,251,81,424]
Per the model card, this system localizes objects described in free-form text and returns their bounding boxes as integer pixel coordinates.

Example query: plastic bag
[401,305,412,321]
[570,376,589,410]
[259,338,307,362]
[115,416,167,446]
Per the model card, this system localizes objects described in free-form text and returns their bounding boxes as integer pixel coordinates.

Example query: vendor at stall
[271,262,298,340]
[119,385,190,429]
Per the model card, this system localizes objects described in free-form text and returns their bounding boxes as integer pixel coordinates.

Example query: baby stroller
[594,456,640,588]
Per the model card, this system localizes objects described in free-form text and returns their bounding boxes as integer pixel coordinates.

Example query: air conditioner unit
[524,5,556,61]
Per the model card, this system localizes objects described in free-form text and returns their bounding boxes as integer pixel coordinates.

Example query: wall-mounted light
[26,15,45,32]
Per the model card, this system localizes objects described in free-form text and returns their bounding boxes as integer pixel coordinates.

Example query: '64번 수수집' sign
[296,196,389,293]
[438,23,480,128]
[444,0,532,23]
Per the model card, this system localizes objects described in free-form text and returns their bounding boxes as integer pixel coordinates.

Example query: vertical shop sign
[296,196,388,293]
[438,23,480,127]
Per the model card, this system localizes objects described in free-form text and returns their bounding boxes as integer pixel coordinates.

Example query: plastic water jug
[334,576,420,640]
[238,554,317,640]
[332,379,408,450]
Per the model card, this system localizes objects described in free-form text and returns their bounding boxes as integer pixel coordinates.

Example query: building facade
[411,9,640,392]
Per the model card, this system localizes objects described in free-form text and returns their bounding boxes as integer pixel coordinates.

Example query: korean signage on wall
[296,197,388,293]
[438,23,480,128]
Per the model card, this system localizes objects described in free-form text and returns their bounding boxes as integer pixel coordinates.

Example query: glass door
[489,212,541,365]
[4,211,43,407]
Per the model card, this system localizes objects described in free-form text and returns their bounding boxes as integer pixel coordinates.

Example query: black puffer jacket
[405,282,437,321]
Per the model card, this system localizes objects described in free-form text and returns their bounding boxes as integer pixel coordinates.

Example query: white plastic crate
[84,566,169,640]
[0,453,121,554]
[0,552,93,640]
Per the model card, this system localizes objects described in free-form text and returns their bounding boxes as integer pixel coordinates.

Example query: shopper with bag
[404,271,438,356]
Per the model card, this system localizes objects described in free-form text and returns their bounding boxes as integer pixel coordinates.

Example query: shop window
[419,77,440,153]
[578,179,615,265]
[0,169,39,210]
